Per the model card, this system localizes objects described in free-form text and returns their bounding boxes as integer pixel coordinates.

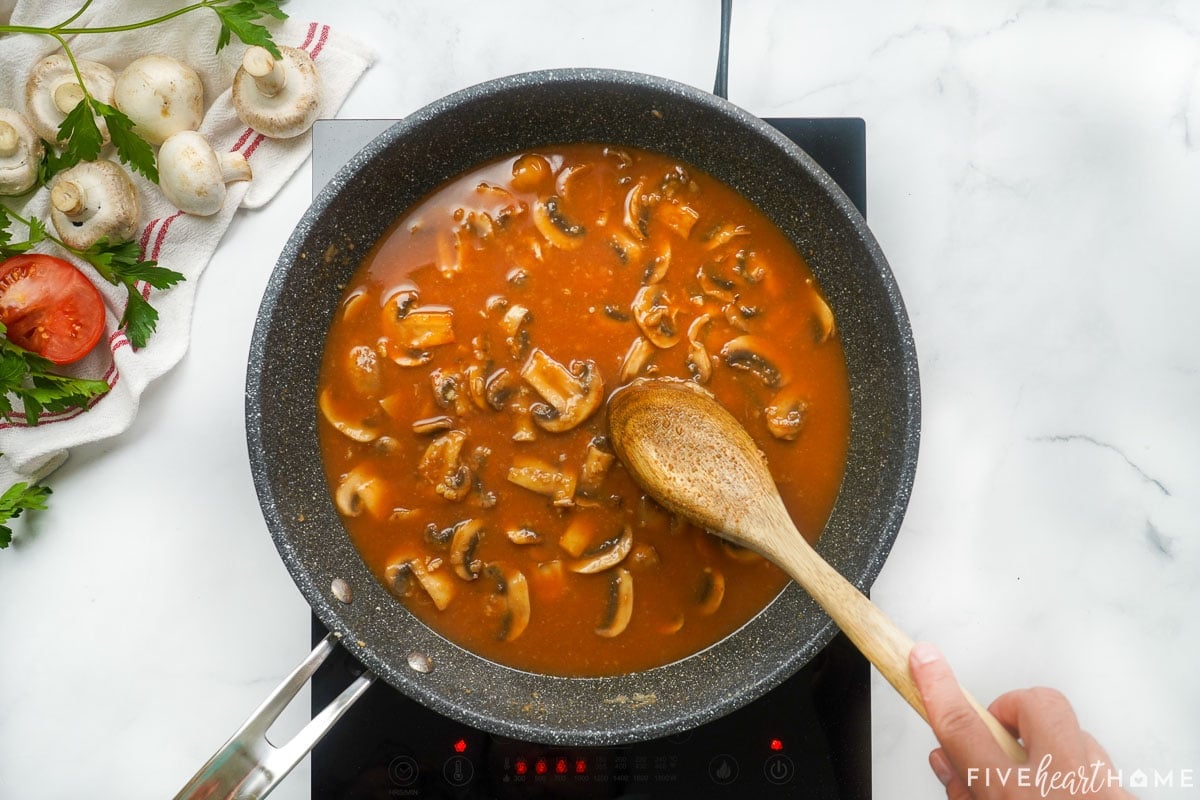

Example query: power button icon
[764,754,795,785]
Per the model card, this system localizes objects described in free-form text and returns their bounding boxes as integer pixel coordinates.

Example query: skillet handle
[172,632,375,800]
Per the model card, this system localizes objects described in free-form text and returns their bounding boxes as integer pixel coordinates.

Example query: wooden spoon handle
[769,523,1027,763]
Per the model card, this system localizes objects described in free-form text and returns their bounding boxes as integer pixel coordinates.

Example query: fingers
[910,642,1005,775]
[989,687,1086,764]
[930,748,974,800]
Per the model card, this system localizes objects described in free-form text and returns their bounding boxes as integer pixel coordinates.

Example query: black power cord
[713,0,732,99]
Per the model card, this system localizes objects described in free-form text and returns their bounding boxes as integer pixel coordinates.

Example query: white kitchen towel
[0,0,375,486]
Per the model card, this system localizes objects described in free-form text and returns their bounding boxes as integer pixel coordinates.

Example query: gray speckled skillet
[246,69,920,747]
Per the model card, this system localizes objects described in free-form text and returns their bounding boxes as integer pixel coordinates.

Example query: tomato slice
[0,254,106,365]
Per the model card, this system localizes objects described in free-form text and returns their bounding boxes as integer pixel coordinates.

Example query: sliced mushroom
[463,365,489,411]
[765,391,810,441]
[533,195,585,249]
[609,229,644,265]
[25,55,116,144]
[484,367,519,411]
[559,512,601,557]
[655,200,700,239]
[449,519,486,580]
[519,348,604,432]
[505,527,542,545]
[722,303,752,333]
[383,286,419,320]
[344,344,383,397]
[569,526,633,574]
[429,369,470,416]
[578,437,616,495]
[555,163,593,202]
[335,463,389,518]
[623,180,650,239]
[506,455,577,507]
[812,291,836,343]
[685,314,714,384]
[383,305,455,351]
[698,263,737,304]
[720,335,787,389]
[319,387,380,442]
[0,108,44,196]
[619,336,655,383]
[510,153,553,193]
[733,249,766,284]
[595,568,634,638]
[641,244,671,285]
[49,160,140,250]
[696,567,726,615]
[631,285,681,349]
[232,46,322,139]
[484,563,531,641]
[499,303,532,359]
[387,558,456,611]
[158,130,252,216]
[419,430,471,502]
[113,55,204,145]
[703,222,750,250]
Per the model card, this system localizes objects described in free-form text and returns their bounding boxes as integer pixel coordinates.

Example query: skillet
[208,67,919,796]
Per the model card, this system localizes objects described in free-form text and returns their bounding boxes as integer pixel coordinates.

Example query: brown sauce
[317,143,850,676]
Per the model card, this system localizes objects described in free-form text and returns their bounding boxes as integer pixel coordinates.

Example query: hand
[909,642,1136,799]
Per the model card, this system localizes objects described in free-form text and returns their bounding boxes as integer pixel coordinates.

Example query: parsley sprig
[1,204,185,349]
[0,322,111,426]
[0,0,288,183]
[0,479,53,549]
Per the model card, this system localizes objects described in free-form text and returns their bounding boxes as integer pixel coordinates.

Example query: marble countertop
[1,1,1197,798]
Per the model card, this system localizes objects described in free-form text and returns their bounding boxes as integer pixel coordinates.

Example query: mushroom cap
[232,45,322,139]
[25,55,116,144]
[48,160,140,251]
[0,107,45,196]
[157,130,252,216]
[113,54,204,146]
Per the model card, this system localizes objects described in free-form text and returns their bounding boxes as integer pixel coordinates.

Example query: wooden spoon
[607,377,1026,762]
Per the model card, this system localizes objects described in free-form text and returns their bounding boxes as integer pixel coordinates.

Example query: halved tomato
[0,254,106,365]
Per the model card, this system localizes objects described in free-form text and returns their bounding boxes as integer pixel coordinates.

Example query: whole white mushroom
[49,160,140,250]
[157,130,252,216]
[114,54,204,146]
[0,107,45,196]
[232,45,322,139]
[25,54,117,145]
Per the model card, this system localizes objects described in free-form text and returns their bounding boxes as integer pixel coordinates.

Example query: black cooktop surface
[309,115,870,800]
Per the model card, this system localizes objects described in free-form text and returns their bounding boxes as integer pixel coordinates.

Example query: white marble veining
[1,1,1197,798]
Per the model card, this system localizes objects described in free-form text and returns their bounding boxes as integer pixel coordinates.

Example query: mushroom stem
[218,151,253,184]
[0,122,17,157]
[50,181,85,217]
[53,82,85,113]
[242,47,287,97]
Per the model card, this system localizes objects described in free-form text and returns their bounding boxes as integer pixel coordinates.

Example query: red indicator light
[453,738,468,754]
[555,757,569,775]
[575,758,587,774]
[535,758,548,775]
[515,759,528,776]
[769,738,785,752]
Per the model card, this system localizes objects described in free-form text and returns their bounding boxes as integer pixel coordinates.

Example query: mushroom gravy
[316,143,850,676]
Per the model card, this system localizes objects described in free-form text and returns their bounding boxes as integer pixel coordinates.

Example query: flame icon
[708,755,739,784]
